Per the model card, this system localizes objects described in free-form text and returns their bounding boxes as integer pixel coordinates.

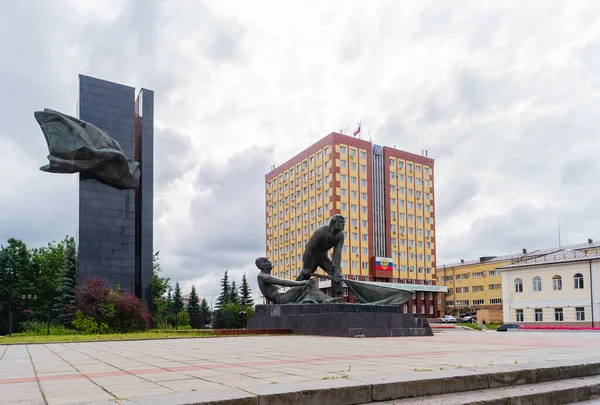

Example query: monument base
[247,304,433,337]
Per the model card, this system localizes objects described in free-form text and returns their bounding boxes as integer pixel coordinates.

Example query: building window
[552,275,562,291]
[533,276,542,292]
[488,270,500,276]
[554,308,563,322]
[473,299,484,305]
[576,307,585,321]
[343,288,348,297]
[516,309,524,322]
[574,273,584,289]
[489,298,502,304]
[535,309,543,322]
[403,304,408,313]
[515,278,523,293]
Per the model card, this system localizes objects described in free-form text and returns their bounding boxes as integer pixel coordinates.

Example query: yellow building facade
[265,132,445,314]
[437,239,600,319]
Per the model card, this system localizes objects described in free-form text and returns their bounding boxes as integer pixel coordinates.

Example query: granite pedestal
[247,304,433,337]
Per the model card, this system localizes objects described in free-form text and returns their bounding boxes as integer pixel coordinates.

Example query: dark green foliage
[229,281,239,304]
[199,298,211,327]
[187,285,202,328]
[0,238,30,332]
[152,251,170,317]
[0,237,70,334]
[214,303,255,329]
[240,273,254,307]
[171,282,184,314]
[53,237,77,326]
[215,270,230,310]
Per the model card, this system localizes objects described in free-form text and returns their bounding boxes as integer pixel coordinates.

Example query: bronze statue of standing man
[296,214,345,298]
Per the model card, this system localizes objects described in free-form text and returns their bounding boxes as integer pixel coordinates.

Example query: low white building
[500,249,600,326]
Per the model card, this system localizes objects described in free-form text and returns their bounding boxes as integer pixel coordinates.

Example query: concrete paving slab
[2,330,600,404]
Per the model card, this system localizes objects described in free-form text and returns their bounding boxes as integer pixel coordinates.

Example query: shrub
[18,320,77,336]
[111,292,152,332]
[74,276,114,326]
[72,311,109,334]
[72,277,152,333]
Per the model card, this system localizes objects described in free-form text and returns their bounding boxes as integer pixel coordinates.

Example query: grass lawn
[0,330,219,345]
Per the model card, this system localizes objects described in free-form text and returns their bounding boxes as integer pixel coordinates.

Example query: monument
[248,215,434,337]
[34,75,154,306]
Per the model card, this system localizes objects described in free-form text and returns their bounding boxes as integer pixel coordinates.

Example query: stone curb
[73,361,600,405]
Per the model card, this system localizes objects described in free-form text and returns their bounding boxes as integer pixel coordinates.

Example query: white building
[500,249,600,327]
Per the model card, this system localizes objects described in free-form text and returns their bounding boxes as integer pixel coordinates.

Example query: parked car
[497,324,520,332]
[463,316,477,323]
[440,315,457,323]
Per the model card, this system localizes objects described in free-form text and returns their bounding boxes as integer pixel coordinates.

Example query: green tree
[152,251,170,317]
[215,303,255,329]
[240,273,254,307]
[26,240,67,325]
[199,298,211,327]
[229,281,239,304]
[171,282,184,329]
[0,238,30,334]
[53,237,77,326]
[187,285,202,328]
[215,270,230,310]
[171,282,184,313]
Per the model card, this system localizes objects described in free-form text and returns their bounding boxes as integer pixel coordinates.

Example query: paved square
[1,330,599,404]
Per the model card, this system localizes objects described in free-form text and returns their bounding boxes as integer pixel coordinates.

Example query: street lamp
[239,310,247,329]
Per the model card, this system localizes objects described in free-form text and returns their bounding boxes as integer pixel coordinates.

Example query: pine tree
[229,281,239,304]
[199,298,211,327]
[215,270,230,309]
[171,282,184,314]
[240,273,254,307]
[187,285,201,328]
[52,237,77,326]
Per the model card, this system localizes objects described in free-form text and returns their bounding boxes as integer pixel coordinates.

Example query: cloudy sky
[2,0,600,302]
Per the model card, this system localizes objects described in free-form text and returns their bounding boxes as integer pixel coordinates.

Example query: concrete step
[371,375,600,404]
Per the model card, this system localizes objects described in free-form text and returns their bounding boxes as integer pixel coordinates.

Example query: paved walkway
[2,330,600,404]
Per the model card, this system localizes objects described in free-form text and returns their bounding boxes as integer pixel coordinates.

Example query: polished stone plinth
[247,304,433,337]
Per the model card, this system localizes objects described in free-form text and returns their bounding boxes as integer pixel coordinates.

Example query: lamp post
[239,310,247,329]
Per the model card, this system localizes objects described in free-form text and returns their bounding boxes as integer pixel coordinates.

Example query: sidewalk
[1,330,599,404]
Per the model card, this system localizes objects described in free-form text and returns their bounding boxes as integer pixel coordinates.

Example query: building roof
[500,249,600,269]
[437,239,600,270]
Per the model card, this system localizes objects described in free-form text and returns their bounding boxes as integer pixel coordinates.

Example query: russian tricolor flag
[353,124,361,137]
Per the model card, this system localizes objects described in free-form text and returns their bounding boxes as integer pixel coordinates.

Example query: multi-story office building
[437,239,600,321]
[264,132,446,317]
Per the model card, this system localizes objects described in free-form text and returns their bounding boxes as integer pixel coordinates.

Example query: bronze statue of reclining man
[255,257,341,304]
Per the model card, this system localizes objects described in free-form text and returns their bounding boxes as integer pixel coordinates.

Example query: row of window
[389,178,431,188]
[268,147,334,188]
[440,270,500,282]
[388,158,431,175]
[446,298,502,306]
[340,145,367,160]
[515,308,586,322]
[514,274,585,293]
[339,159,368,172]
[446,284,501,294]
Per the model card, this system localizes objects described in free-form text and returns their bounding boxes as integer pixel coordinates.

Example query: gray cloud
[2,0,600,301]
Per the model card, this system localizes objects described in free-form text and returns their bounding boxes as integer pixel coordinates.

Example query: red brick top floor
[265,132,434,182]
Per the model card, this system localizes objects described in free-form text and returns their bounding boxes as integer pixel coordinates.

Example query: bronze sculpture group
[256,214,411,306]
